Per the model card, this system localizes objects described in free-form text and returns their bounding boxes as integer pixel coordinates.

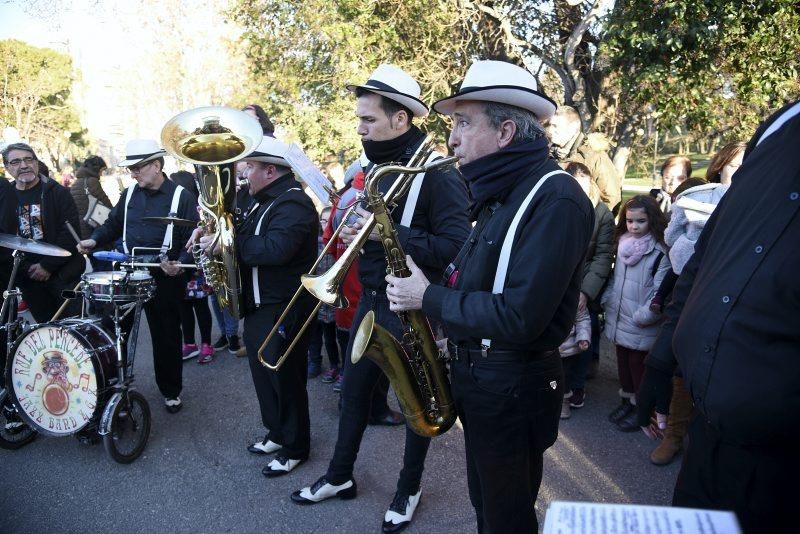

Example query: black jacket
[423,160,594,352]
[358,134,471,290]
[647,100,800,449]
[70,165,113,239]
[0,178,17,285]
[90,176,196,263]
[237,173,318,313]
[12,175,84,282]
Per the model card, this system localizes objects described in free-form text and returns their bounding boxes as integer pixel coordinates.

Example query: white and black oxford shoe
[247,436,281,455]
[261,455,306,478]
[290,476,358,504]
[382,489,421,533]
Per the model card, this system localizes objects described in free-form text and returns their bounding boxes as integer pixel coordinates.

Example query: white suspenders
[121,184,185,254]
[251,188,302,307]
[399,151,442,227]
[480,170,570,354]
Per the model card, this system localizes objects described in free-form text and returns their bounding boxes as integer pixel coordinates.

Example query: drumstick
[65,222,81,244]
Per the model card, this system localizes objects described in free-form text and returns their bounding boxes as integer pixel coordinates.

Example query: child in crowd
[307,207,341,379]
[602,195,671,432]
[650,156,692,213]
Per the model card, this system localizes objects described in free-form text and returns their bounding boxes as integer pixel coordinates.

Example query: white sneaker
[383,489,421,532]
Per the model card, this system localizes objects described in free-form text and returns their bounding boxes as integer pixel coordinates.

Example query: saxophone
[350,145,458,438]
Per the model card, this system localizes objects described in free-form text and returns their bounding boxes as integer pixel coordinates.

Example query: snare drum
[81,270,155,303]
[6,319,117,436]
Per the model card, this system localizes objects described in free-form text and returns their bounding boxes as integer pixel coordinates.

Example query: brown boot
[650,376,693,465]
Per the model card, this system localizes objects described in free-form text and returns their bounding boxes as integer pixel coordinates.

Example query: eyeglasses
[6,156,37,167]
[128,161,153,175]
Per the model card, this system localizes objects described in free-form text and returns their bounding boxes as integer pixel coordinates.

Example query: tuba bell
[161,106,263,320]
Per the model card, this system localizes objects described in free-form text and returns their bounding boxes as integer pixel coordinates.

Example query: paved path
[1,317,679,533]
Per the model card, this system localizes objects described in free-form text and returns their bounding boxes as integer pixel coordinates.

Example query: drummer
[2,143,84,323]
[78,140,198,414]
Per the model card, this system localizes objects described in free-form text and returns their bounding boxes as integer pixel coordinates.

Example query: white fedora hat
[346,64,429,118]
[433,60,557,121]
[118,139,168,167]
[243,135,290,167]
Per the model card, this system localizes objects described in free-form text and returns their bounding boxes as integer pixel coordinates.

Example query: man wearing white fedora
[199,135,319,477]
[291,64,471,534]
[78,139,198,414]
[386,60,594,533]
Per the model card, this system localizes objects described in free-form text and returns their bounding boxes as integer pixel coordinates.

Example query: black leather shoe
[615,410,641,432]
[382,489,421,533]
[369,410,405,426]
[607,399,633,423]
[291,476,358,504]
[262,455,306,478]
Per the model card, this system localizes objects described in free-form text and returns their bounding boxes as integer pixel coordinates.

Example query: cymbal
[141,216,198,227]
[0,233,71,257]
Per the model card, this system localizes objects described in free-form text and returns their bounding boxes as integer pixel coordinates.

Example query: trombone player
[291,64,470,534]
[199,135,318,477]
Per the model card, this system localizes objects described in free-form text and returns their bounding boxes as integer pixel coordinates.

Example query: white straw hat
[433,60,557,121]
[243,135,290,167]
[346,64,429,118]
[118,139,167,167]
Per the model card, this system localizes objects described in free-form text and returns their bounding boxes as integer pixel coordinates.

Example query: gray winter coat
[602,240,672,351]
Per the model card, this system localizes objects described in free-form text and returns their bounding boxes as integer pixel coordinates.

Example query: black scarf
[361,125,423,164]
[460,136,550,215]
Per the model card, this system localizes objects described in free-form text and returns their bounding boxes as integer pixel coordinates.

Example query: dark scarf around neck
[361,125,423,164]
[460,135,550,215]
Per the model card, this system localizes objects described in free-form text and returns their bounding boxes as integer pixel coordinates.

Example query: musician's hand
[186,227,204,251]
[77,239,96,255]
[160,260,182,277]
[198,234,220,256]
[28,263,51,282]
[341,207,377,245]
[386,256,429,312]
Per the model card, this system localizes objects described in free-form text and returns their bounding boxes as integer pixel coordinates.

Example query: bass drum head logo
[9,325,99,436]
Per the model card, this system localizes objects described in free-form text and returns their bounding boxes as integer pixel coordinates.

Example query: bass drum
[6,319,117,436]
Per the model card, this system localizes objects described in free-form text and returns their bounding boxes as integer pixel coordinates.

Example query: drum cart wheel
[103,390,150,463]
[0,391,36,450]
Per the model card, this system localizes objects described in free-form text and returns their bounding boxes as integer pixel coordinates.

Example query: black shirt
[648,101,800,449]
[90,176,197,262]
[357,134,471,290]
[423,160,594,352]
[237,172,318,311]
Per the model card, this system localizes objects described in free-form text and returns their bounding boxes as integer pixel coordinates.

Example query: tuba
[161,106,263,320]
[348,139,458,438]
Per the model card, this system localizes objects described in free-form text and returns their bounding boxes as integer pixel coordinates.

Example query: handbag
[84,190,110,228]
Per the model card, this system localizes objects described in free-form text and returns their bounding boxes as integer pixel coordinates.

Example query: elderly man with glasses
[1,142,84,322]
[78,139,197,414]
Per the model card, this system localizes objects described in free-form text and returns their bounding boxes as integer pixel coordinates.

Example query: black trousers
[451,350,562,534]
[19,272,81,323]
[673,416,796,534]
[180,297,212,345]
[326,290,431,494]
[243,300,313,460]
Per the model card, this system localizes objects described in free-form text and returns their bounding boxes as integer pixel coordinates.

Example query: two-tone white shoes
[382,490,421,533]
[290,476,358,504]
[262,455,306,478]
[247,436,281,455]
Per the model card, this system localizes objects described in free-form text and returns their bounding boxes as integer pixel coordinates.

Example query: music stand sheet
[283,143,333,207]
[542,501,742,534]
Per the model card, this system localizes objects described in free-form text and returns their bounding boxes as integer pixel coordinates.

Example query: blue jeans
[210,294,239,337]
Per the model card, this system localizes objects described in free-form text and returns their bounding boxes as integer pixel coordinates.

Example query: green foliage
[604,1,800,141]
[0,39,86,168]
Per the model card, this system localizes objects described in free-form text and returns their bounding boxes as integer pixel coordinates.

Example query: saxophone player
[199,135,318,477]
[78,139,198,414]
[291,64,471,534]
[385,61,594,533]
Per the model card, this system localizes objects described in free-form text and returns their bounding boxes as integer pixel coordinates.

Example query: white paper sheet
[282,143,333,206]
[542,501,741,534]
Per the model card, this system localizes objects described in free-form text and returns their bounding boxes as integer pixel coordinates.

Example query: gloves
[636,365,673,428]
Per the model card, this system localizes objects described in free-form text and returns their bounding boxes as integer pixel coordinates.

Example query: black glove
[636,365,673,428]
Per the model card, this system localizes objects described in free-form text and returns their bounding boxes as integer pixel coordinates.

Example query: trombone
[257,135,457,370]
